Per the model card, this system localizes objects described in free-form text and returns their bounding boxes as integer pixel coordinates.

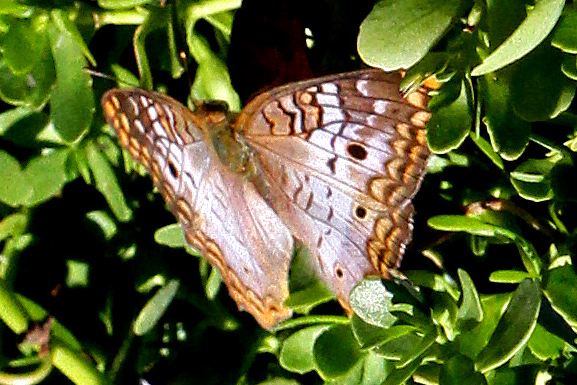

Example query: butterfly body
[102,69,431,329]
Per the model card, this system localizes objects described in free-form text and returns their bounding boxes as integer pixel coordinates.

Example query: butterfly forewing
[235,69,431,309]
[102,90,294,329]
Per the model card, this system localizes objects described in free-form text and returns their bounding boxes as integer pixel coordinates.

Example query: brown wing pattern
[236,69,431,308]
[102,90,293,329]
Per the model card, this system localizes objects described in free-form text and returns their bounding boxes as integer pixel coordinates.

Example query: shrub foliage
[1,0,577,384]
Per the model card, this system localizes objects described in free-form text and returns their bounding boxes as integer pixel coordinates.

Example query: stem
[0,353,53,385]
[0,280,29,335]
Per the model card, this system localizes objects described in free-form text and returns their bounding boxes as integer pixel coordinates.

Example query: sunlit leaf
[358,0,460,71]
[475,279,540,372]
[472,0,566,76]
[280,324,331,374]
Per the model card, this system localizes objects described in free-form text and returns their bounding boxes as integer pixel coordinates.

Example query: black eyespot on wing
[168,162,178,178]
[335,266,344,279]
[355,206,367,219]
[347,143,368,160]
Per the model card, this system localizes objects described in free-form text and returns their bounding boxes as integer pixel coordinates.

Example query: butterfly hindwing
[235,69,431,308]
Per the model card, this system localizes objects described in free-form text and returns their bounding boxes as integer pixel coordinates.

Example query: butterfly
[102,69,431,329]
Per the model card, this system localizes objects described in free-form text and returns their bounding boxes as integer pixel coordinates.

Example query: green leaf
[382,353,425,385]
[98,0,153,10]
[0,0,31,16]
[458,293,510,361]
[204,11,235,38]
[0,107,32,136]
[285,246,334,313]
[483,0,528,50]
[357,0,460,71]
[154,224,186,248]
[23,149,70,206]
[86,211,117,240]
[313,324,364,380]
[352,316,418,350]
[510,47,576,121]
[51,9,96,67]
[474,279,541,372]
[66,260,89,288]
[285,281,333,314]
[350,278,396,328]
[0,149,32,207]
[440,354,487,385]
[428,215,540,276]
[552,5,577,53]
[0,280,29,334]
[187,34,241,110]
[185,0,241,34]
[527,323,567,360]
[469,133,505,170]
[0,37,55,110]
[52,342,105,384]
[70,147,92,184]
[279,324,331,374]
[431,292,458,340]
[561,54,577,80]
[133,279,179,335]
[349,351,389,385]
[471,0,566,76]
[427,79,472,153]
[510,158,555,201]
[489,270,530,284]
[204,267,222,300]
[405,270,460,301]
[456,269,483,325]
[133,9,169,90]
[1,16,43,74]
[551,161,577,202]
[323,351,389,385]
[0,213,27,242]
[48,24,94,142]
[0,109,52,148]
[85,141,132,222]
[258,379,300,385]
[373,332,422,360]
[396,328,437,369]
[481,75,530,160]
[544,264,577,331]
[489,366,540,385]
[428,215,503,237]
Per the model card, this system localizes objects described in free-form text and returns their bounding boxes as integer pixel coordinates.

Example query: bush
[1,0,577,384]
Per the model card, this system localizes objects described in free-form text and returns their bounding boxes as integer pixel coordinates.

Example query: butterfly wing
[102,90,293,328]
[235,69,431,309]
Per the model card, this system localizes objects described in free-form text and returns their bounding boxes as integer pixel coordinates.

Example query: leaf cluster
[1,0,577,384]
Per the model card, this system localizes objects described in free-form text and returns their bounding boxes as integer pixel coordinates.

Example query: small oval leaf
[427,79,472,153]
[313,324,363,380]
[358,0,460,71]
[475,279,541,372]
[133,279,179,336]
[279,324,331,374]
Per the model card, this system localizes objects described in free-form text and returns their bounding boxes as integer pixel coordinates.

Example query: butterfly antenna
[85,67,117,82]
[84,66,139,88]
